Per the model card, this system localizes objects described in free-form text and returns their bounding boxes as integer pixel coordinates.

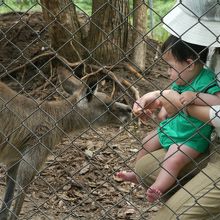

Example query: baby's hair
[161,35,209,63]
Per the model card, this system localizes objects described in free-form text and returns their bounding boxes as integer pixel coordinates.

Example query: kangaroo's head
[58,66,132,128]
[68,78,131,129]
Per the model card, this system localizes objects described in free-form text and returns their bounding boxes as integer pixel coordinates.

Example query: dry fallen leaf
[79,162,90,175]
[124,208,135,215]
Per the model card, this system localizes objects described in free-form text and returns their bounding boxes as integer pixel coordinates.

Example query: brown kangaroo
[0,74,131,219]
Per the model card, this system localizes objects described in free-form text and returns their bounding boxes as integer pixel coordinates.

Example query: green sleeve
[202,81,220,94]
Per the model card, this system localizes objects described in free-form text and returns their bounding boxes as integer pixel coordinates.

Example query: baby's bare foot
[115,171,139,184]
[146,187,162,203]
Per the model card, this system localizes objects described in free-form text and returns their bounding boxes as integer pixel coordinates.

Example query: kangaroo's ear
[79,77,98,103]
[74,64,84,78]
[57,66,82,95]
[85,77,98,102]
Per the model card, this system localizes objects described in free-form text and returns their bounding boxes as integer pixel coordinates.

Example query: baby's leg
[146,144,200,203]
[116,129,161,183]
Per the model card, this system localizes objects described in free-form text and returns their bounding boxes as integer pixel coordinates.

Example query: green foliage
[148,0,175,42]
[0,0,174,42]
[73,0,175,42]
[0,0,93,14]
[75,0,92,15]
[0,0,40,13]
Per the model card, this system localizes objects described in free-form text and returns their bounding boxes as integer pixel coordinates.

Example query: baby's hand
[179,91,197,105]
[133,91,162,124]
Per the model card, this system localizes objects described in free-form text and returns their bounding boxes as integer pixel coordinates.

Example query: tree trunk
[86,0,129,65]
[40,0,85,63]
[132,0,147,71]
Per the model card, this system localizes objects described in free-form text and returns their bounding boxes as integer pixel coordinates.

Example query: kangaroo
[0,73,131,219]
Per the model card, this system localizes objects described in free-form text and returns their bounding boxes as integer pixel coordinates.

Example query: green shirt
[158,68,220,153]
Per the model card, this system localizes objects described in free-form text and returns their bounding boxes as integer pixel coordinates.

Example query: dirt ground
[0,12,170,220]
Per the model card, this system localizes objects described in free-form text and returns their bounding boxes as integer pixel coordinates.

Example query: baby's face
[163,51,193,85]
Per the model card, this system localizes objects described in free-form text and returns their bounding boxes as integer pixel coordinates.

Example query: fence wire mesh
[0,0,220,219]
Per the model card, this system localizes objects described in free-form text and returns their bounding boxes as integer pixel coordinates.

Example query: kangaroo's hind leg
[9,142,50,220]
[0,163,19,220]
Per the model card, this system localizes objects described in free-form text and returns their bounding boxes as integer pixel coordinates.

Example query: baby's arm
[157,107,168,121]
[158,90,183,117]
[133,90,183,124]
[180,91,220,106]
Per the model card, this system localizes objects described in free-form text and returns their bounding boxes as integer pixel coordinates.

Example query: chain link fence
[0,0,220,219]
